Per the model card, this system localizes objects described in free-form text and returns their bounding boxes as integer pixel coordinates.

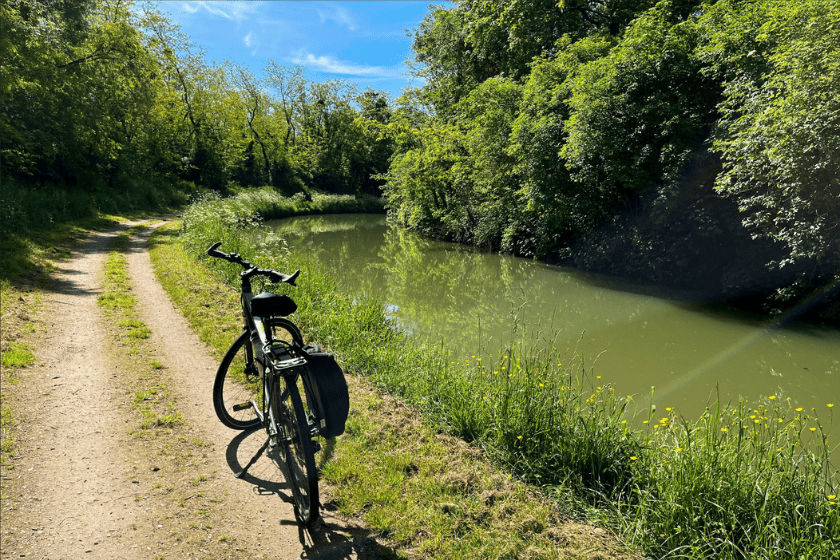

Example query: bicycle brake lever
[207,242,224,258]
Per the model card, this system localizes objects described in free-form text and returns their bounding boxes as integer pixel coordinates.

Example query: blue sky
[154,1,447,100]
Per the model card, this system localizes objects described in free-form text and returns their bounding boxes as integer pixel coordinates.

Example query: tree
[264,62,306,148]
[699,0,840,268]
[142,5,244,188]
[228,62,276,186]
[1,0,167,187]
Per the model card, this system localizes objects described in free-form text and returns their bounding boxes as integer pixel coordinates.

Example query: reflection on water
[267,214,840,418]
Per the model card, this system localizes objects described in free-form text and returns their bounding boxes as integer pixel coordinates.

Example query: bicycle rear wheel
[213,318,302,430]
[278,374,319,525]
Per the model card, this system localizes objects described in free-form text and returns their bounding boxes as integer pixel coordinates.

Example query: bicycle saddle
[250,292,297,317]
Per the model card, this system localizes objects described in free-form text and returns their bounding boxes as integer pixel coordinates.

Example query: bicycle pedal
[232,402,251,411]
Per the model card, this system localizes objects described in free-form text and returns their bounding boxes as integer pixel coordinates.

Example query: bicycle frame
[238,275,305,427]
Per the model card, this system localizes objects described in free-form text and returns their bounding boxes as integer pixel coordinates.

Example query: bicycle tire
[213,318,303,430]
[278,374,319,525]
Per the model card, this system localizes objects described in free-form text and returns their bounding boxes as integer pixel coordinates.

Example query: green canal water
[265,214,840,419]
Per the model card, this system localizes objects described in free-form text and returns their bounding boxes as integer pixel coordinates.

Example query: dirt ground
[1,222,374,559]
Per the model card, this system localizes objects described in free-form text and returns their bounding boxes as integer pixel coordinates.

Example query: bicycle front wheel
[278,374,319,525]
[213,318,303,430]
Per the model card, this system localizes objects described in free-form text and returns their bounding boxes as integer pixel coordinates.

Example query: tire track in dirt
[1,222,154,559]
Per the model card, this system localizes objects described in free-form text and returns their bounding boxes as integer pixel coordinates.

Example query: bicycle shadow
[224,430,398,559]
[291,516,399,560]
[224,428,295,504]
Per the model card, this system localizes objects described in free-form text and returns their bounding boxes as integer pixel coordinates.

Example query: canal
[265,213,839,419]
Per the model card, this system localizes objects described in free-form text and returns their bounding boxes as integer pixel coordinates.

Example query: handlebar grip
[268,269,300,286]
[207,242,225,259]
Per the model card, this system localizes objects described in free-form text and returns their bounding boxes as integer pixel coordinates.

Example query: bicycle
[207,241,347,525]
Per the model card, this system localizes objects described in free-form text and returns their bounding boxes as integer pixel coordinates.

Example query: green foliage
[2,0,172,187]
[384,0,840,318]
[561,4,717,200]
[699,0,840,267]
[508,35,616,255]
[2,0,395,220]
[409,0,679,115]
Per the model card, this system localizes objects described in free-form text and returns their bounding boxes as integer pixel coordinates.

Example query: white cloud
[198,1,232,20]
[181,1,262,22]
[290,50,403,79]
[315,3,358,31]
[243,32,253,47]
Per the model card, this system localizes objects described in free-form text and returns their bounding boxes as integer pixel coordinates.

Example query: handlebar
[207,242,299,286]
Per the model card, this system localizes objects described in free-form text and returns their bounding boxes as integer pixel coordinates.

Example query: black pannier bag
[300,345,349,439]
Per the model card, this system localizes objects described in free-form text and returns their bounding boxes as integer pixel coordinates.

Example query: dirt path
[2,223,154,559]
[2,223,368,559]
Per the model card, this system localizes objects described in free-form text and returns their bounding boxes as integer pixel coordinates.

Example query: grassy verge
[150,221,633,559]
[168,190,839,559]
[98,226,183,430]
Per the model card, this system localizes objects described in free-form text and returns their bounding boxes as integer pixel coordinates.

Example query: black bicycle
[208,242,348,526]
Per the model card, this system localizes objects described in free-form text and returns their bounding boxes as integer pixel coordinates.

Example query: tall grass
[182,188,383,231]
[178,191,839,558]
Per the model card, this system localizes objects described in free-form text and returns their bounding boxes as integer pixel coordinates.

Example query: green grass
[0,405,15,457]
[98,228,156,347]
[167,190,840,558]
[1,343,35,368]
[99,227,183,434]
